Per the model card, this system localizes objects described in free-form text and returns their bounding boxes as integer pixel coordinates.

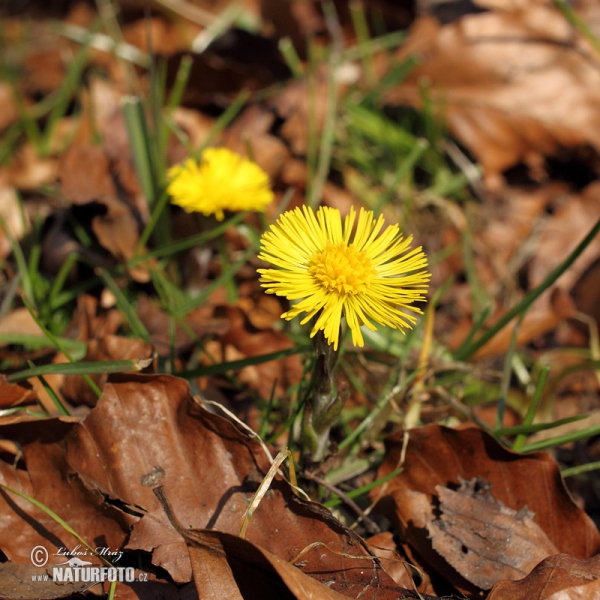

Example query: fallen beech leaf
[185,530,366,600]
[269,66,341,156]
[0,419,129,566]
[91,199,150,283]
[388,7,600,176]
[366,532,419,591]
[429,477,558,590]
[487,553,600,600]
[153,488,426,600]
[0,562,94,599]
[236,294,283,330]
[62,374,403,598]
[0,376,37,409]
[373,425,600,594]
[7,145,56,190]
[222,105,291,181]
[57,144,116,204]
[66,294,123,342]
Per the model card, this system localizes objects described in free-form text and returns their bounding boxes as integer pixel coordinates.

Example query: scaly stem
[301,328,348,461]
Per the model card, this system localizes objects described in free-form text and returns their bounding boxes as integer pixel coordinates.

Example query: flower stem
[302,328,348,461]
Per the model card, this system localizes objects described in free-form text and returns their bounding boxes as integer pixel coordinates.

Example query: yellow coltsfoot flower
[167,147,274,220]
[258,205,430,351]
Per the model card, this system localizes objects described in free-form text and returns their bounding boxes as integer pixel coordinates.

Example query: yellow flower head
[167,148,274,221]
[258,206,430,351]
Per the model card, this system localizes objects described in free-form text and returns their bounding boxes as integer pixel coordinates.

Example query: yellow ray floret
[258,205,430,350]
[167,148,274,220]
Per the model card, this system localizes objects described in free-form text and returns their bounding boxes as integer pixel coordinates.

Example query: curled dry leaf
[0,419,129,566]
[429,477,558,590]
[59,374,404,598]
[487,553,600,600]
[57,144,116,204]
[388,7,600,176]
[366,532,420,591]
[0,562,94,599]
[57,143,151,282]
[0,376,37,410]
[151,491,359,600]
[372,424,600,595]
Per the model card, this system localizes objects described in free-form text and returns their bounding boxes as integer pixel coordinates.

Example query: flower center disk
[308,243,375,295]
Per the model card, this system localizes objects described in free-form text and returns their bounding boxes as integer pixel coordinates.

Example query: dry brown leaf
[429,478,558,590]
[7,145,56,190]
[487,553,600,600]
[0,562,94,599]
[90,199,151,283]
[366,532,420,591]
[373,424,600,595]
[65,294,123,342]
[184,530,363,600]
[152,490,355,600]
[269,66,342,156]
[60,374,404,598]
[57,144,116,204]
[0,419,130,566]
[388,7,600,176]
[0,376,37,409]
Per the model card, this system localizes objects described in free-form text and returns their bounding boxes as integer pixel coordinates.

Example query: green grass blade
[562,461,600,478]
[21,296,102,398]
[34,371,71,416]
[521,422,600,453]
[0,483,113,568]
[121,96,159,206]
[129,211,248,266]
[98,270,151,342]
[495,414,586,437]
[511,366,550,451]
[323,468,402,508]
[178,344,310,379]
[553,0,600,58]
[7,357,153,383]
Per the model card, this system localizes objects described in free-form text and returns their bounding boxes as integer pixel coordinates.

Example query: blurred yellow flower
[167,148,274,220]
[258,205,430,351]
